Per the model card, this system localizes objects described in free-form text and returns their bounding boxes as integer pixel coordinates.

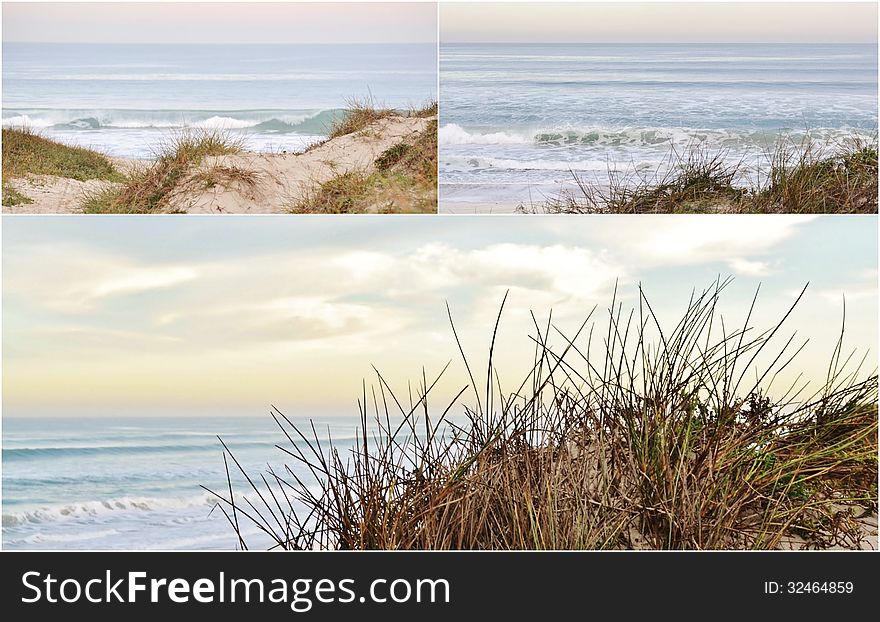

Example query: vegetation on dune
[188,165,260,192]
[2,185,34,207]
[82,130,244,214]
[327,95,398,140]
[2,127,124,206]
[325,96,437,140]
[521,137,878,214]
[410,101,439,119]
[207,280,878,550]
[291,118,437,214]
[756,139,878,213]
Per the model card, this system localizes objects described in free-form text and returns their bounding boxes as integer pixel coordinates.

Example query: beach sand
[4,115,435,214]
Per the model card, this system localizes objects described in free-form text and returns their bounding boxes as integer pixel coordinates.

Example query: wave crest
[2,494,216,527]
[2,109,344,134]
[439,123,529,145]
[440,123,875,149]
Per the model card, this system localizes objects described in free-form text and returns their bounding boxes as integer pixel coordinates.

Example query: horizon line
[441,40,878,45]
[3,40,436,45]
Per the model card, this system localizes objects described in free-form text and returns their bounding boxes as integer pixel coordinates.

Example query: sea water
[2,43,437,158]
[439,43,878,211]
[2,416,366,550]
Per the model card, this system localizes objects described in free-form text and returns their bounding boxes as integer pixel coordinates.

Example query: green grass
[374,143,411,170]
[82,130,243,213]
[208,280,877,550]
[523,137,878,214]
[2,127,124,206]
[2,127,124,182]
[2,184,34,207]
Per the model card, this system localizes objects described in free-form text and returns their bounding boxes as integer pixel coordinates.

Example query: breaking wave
[2,494,216,527]
[1,109,345,134]
[439,123,874,149]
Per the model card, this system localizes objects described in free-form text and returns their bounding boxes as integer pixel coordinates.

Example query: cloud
[3,218,875,413]
[91,266,198,299]
[626,216,816,266]
[202,295,407,345]
[403,242,624,302]
[3,243,200,312]
[815,285,878,305]
[120,243,625,352]
[728,258,772,277]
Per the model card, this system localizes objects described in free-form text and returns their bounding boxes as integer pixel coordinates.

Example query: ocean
[1,43,437,159]
[2,416,367,550]
[438,43,878,211]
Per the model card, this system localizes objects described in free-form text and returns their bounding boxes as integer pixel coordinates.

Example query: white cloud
[728,258,772,277]
[404,242,624,304]
[3,243,200,312]
[816,287,878,305]
[91,267,198,299]
[629,216,816,265]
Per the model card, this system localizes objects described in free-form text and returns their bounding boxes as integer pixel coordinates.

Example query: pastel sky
[441,2,879,43]
[3,216,876,418]
[2,2,438,44]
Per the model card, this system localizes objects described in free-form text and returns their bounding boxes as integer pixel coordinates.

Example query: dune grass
[188,165,260,192]
[82,130,244,213]
[756,139,878,213]
[2,127,124,206]
[325,96,438,141]
[2,185,34,207]
[290,118,437,214]
[207,280,878,550]
[522,137,878,214]
[327,95,398,140]
[410,100,439,119]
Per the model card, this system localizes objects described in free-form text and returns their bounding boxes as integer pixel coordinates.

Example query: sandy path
[167,115,433,213]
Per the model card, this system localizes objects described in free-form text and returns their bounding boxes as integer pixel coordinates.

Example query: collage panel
[439,2,878,214]
[2,2,438,214]
[2,214,877,550]
[0,0,877,567]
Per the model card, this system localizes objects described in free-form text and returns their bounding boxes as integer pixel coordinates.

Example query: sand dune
[4,115,435,214]
[167,115,433,214]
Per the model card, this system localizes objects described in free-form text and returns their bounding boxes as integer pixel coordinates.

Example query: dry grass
[187,165,260,192]
[522,136,878,214]
[2,127,124,206]
[207,280,878,550]
[410,100,439,119]
[82,130,243,213]
[325,97,437,140]
[754,137,878,213]
[327,95,397,140]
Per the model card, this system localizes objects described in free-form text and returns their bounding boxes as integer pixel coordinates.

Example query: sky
[441,2,879,43]
[1,2,438,44]
[2,215,876,418]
